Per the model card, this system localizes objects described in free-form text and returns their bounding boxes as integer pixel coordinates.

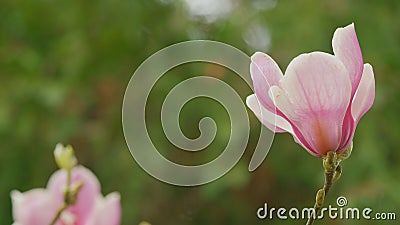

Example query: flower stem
[49,203,67,225]
[306,152,341,225]
[49,169,73,225]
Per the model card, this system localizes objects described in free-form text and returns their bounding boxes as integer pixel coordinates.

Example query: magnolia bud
[339,142,353,160]
[54,143,77,171]
[323,151,335,172]
[315,189,325,207]
[332,165,342,182]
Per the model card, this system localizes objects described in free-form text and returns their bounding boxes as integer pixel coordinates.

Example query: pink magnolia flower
[11,166,121,225]
[246,23,375,157]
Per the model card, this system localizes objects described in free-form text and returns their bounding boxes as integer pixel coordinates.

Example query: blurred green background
[1,0,399,224]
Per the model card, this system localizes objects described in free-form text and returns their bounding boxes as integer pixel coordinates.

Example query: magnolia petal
[246,94,318,156]
[338,64,375,152]
[271,52,352,156]
[47,166,101,224]
[11,189,58,225]
[247,94,318,155]
[351,63,375,123]
[246,94,292,133]
[332,23,363,95]
[86,192,122,225]
[250,52,283,112]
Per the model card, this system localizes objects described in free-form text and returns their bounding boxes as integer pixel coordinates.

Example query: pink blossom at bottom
[11,166,121,225]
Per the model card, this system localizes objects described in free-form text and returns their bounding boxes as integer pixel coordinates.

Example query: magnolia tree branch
[49,169,83,225]
[49,203,68,225]
[306,148,348,225]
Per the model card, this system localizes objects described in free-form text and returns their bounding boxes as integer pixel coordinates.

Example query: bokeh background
[1,0,399,224]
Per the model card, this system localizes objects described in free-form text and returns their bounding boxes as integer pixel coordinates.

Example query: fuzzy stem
[306,152,337,225]
[49,169,72,225]
[49,203,67,225]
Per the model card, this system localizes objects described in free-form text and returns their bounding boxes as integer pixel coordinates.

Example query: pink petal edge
[250,51,283,112]
[11,189,59,225]
[332,23,364,96]
[351,63,375,123]
[246,94,292,133]
[86,192,122,225]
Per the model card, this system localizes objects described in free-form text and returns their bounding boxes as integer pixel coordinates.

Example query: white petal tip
[364,63,373,69]
[250,51,271,62]
[10,190,22,200]
[106,192,121,201]
[246,94,256,105]
[336,23,356,33]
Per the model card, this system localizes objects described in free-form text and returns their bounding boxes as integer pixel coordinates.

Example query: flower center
[313,120,331,155]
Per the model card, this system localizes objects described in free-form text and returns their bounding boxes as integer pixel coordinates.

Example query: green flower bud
[67,182,83,205]
[332,165,342,182]
[54,143,77,171]
[323,151,335,172]
[315,189,325,207]
[339,142,353,160]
